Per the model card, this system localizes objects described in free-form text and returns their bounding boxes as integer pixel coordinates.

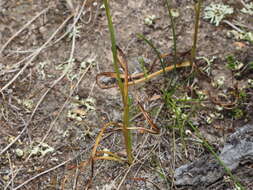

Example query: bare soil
[0,0,252,189]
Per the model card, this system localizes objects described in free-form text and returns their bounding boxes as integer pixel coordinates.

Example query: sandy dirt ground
[0,0,253,189]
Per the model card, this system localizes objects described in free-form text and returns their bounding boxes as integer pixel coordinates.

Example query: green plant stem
[122,63,133,164]
[165,0,177,66]
[191,0,202,65]
[103,0,124,96]
[103,0,133,164]
[123,95,133,164]
[137,34,166,76]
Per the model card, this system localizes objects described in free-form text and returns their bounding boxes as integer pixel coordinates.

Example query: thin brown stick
[4,167,19,190]
[13,159,71,190]
[13,141,94,190]
[5,152,14,190]
[25,57,93,162]
[0,7,50,54]
[0,14,73,94]
[0,14,73,155]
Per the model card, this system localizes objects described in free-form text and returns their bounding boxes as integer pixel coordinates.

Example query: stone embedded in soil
[174,124,253,187]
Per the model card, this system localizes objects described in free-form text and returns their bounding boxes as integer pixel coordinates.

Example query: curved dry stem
[96,61,191,89]
[93,156,125,163]
[91,122,121,157]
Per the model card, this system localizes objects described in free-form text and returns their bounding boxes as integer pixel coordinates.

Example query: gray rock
[174,124,253,187]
